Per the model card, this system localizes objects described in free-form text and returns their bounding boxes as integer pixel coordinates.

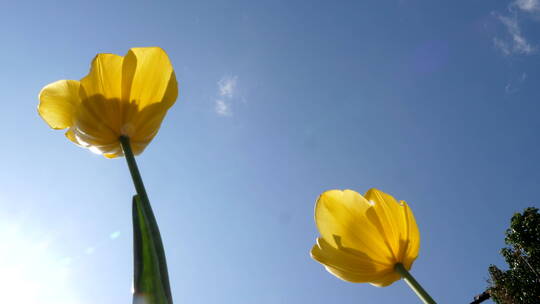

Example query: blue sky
[0,0,539,303]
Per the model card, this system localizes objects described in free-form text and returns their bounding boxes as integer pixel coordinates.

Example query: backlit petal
[39,47,178,158]
[38,80,80,129]
[75,94,120,144]
[65,129,81,146]
[315,190,392,263]
[311,238,390,275]
[128,102,170,155]
[369,271,402,287]
[80,54,123,101]
[122,47,178,110]
[311,188,421,287]
[364,188,406,262]
[79,54,129,136]
[324,265,382,283]
[312,242,386,283]
[402,201,420,268]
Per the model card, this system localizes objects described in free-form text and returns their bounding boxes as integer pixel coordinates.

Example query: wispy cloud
[218,76,237,98]
[493,13,535,55]
[215,99,232,116]
[513,0,540,12]
[493,37,512,55]
[214,76,238,116]
[505,72,527,94]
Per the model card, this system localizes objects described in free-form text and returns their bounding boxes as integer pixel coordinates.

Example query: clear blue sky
[0,0,539,303]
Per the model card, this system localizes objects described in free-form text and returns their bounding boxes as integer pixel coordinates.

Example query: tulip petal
[79,54,130,135]
[38,80,80,129]
[122,47,178,110]
[74,95,121,144]
[312,239,393,283]
[315,190,393,264]
[364,188,405,261]
[369,271,402,287]
[324,265,383,283]
[65,128,81,146]
[402,201,420,268]
[311,238,391,277]
[312,188,421,287]
[80,54,123,101]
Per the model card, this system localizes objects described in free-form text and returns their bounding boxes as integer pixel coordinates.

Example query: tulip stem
[120,135,173,304]
[395,263,436,304]
[120,136,150,204]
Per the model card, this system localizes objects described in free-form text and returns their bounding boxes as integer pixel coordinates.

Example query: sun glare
[0,217,83,304]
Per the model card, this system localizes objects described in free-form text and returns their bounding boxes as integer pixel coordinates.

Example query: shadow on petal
[71,94,172,157]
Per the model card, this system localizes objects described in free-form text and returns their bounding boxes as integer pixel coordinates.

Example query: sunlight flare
[0,218,83,304]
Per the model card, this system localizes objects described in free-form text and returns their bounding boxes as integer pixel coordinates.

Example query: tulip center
[121,123,135,137]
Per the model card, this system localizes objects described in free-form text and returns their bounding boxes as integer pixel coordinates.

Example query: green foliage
[132,195,173,304]
[488,207,540,304]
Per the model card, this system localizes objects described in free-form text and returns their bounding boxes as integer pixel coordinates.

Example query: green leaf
[132,194,173,304]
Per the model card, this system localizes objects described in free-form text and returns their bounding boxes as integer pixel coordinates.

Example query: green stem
[120,136,150,203]
[395,263,436,304]
[120,136,173,304]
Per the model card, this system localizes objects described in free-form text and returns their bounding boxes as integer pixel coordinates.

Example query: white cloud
[513,0,540,12]
[493,14,535,55]
[215,99,232,116]
[214,76,238,116]
[218,76,237,98]
[493,37,512,55]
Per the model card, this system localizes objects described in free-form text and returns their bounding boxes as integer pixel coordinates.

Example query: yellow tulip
[38,47,178,158]
[311,188,420,287]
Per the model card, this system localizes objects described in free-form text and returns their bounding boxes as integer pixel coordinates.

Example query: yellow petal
[104,152,120,158]
[71,126,121,155]
[311,238,390,278]
[312,247,381,283]
[315,190,393,264]
[368,271,402,287]
[65,128,81,146]
[38,80,80,129]
[74,94,120,144]
[324,265,382,283]
[80,53,123,101]
[364,188,405,262]
[312,188,421,287]
[78,54,129,135]
[402,201,421,268]
[122,47,178,110]
[364,189,421,266]
[66,127,121,158]
[127,101,170,155]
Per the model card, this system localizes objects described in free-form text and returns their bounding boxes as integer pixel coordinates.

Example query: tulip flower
[38,47,177,158]
[311,189,435,304]
[38,47,177,304]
